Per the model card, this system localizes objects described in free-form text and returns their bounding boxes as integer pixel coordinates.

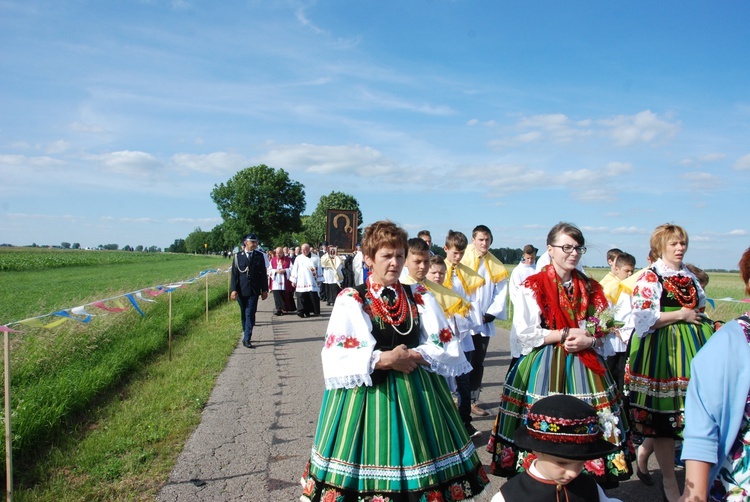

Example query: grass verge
[13,300,239,501]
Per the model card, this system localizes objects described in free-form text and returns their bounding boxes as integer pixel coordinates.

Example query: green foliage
[302,191,363,245]
[166,238,186,253]
[0,254,230,481]
[0,247,182,272]
[184,227,210,254]
[210,165,306,247]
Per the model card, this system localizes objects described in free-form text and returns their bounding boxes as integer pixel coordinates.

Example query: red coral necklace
[663,275,697,309]
[366,279,410,327]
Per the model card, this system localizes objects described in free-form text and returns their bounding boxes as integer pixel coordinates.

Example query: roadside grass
[14,300,239,501]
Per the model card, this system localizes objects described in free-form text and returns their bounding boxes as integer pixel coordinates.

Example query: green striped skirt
[627,312,714,439]
[487,344,632,488]
[301,366,489,502]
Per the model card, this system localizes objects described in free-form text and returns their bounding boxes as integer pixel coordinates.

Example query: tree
[185,227,210,254]
[211,165,305,248]
[135,245,144,252]
[61,242,71,249]
[167,239,186,253]
[72,243,80,249]
[302,191,363,245]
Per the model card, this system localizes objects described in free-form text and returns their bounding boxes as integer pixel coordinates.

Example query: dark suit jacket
[231,250,269,297]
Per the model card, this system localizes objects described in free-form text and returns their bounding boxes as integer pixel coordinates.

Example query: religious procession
[227,220,750,502]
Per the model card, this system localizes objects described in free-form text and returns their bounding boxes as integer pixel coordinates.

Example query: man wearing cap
[230,233,269,348]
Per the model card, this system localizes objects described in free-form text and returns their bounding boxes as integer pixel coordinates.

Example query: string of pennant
[0,268,228,333]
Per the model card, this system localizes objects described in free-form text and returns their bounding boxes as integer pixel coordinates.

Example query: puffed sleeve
[631,269,662,337]
[513,285,549,355]
[321,288,378,389]
[411,283,472,378]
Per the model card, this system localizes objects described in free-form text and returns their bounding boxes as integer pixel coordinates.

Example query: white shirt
[468,258,508,338]
[508,262,536,358]
[290,254,322,293]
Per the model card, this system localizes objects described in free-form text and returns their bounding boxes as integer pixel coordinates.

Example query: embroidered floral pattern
[325,334,368,349]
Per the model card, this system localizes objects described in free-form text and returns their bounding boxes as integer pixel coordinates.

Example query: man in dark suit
[230,233,269,348]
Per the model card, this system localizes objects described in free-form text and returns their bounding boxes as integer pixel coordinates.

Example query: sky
[1,1,749,270]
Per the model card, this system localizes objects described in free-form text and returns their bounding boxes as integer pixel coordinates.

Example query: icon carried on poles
[326,209,358,253]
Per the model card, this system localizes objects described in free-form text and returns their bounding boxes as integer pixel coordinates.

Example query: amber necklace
[366,278,413,334]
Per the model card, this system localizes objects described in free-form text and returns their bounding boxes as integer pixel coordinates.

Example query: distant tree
[302,191,363,245]
[122,245,133,251]
[135,245,144,252]
[208,224,231,252]
[61,242,71,249]
[72,242,80,249]
[431,245,446,258]
[148,245,160,253]
[185,227,210,253]
[103,243,119,251]
[167,239,187,253]
[210,165,306,248]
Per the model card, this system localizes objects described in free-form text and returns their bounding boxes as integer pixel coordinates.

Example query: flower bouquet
[584,305,624,339]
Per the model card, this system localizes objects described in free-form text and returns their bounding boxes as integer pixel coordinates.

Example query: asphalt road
[157,299,674,501]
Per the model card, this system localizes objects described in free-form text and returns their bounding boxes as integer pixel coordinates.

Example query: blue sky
[1,0,748,270]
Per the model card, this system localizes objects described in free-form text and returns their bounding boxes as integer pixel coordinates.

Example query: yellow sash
[602,276,624,304]
[443,261,485,296]
[402,275,472,318]
[461,244,509,284]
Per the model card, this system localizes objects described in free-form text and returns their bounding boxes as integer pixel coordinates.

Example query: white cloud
[0,154,65,168]
[90,150,164,178]
[259,143,396,176]
[681,171,721,189]
[45,140,71,154]
[171,152,249,175]
[678,153,726,167]
[733,153,750,171]
[598,110,680,146]
[727,229,748,236]
[611,226,648,235]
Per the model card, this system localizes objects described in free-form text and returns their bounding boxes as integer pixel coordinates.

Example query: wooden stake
[4,330,13,501]
[168,291,173,362]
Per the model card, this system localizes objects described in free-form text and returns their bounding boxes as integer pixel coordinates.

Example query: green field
[0,248,235,498]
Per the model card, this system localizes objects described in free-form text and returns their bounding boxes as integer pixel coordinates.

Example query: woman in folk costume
[626,224,714,502]
[488,222,632,488]
[300,221,489,502]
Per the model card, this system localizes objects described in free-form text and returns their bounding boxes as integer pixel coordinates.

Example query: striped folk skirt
[301,367,489,502]
[627,313,714,439]
[487,344,632,488]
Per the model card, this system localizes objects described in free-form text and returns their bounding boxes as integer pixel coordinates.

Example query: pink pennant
[91,301,128,312]
[0,325,22,333]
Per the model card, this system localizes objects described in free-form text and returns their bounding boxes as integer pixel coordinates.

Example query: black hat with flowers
[514,395,618,460]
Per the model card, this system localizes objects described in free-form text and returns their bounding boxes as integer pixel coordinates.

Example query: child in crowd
[507,244,538,373]
[442,230,485,437]
[600,252,636,394]
[599,248,624,291]
[491,395,623,502]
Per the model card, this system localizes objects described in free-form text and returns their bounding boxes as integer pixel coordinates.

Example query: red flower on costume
[640,287,653,299]
[425,491,444,502]
[478,465,490,484]
[302,478,315,497]
[325,335,336,348]
[438,328,453,343]
[414,293,424,306]
[585,458,605,476]
[322,488,340,502]
[342,336,360,349]
[522,452,537,470]
[500,446,516,469]
[352,291,364,304]
[643,271,658,283]
[449,483,466,500]
[642,300,652,309]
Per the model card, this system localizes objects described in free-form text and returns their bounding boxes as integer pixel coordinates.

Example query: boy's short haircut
[407,237,430,255]
[471,224,493,242]
[417,230,431,239]
[685,263,709,288]
[614,252,636,269]
[523,244,538,256]
[444,230,468,251]
[606,248,624,262]
[430,254,446,268]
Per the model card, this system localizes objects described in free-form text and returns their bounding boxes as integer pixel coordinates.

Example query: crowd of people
[229,222,750,501]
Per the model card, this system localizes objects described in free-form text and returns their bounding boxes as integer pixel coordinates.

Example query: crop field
[0,248,233,481]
